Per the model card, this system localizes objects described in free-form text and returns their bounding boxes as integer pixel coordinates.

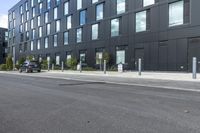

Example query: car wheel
[37,70,41,72]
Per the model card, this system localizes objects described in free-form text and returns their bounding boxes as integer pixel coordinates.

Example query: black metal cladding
[7,0,200,71]
[0,28,8,64]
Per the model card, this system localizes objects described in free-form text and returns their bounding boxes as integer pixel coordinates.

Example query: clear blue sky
[0,0,19,28]
[0,0,20,14]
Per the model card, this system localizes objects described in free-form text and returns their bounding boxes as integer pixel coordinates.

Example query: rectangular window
[76,28,82,43]
[31,0,34,7]
[56,55,60,65]
[116,50,125,64]
[39,3,43,14]
[136,10,146,32]
[96,51,103,64]
[80,10,86,25]
[64,2,69,15]
[25,1,28,11]
[169,1,184,27]
[77,0,82,10]
[96,3,103,20]
[25,22,28,31]
[47,0,51,9]
[26,11,29,20]
[92,24,99,40]
[20,25,23,33]
[31,41,34,51]
[56,0,60,5]
[64,32,69,45]
[31,19,34,29]
[20,5,23,14]
[39,27,42,37]
[56,20,60,32]
[38,16,41,26]
[143,0,154,7]
[67,15,72,29]
[47,23,51,35]
[80,52,86,63]
[45,12,49,23]
[54,34,58,47]
[54,7,58,20]
[21,14,24,23]
[111,18,120,37]
[117,0,126,14]
[32,7,35,17]
[45,37,49,48]
[32,29,35,39]
[37,39,41,50]
[92,0,98,4]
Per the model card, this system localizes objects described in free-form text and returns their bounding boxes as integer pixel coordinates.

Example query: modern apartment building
[0,28,8,64]
[8,0,200,71]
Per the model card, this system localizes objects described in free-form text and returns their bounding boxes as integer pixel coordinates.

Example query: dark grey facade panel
[8,0,200,71]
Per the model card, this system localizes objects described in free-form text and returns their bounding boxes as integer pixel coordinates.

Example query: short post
[61,61,64,72]
[100,59,102,71]
[80,61,82,73]
[104,60,106,74]
[47,60,50,71]
[138,58,142,76]
[52,64,54,71]
[192,57,197,79]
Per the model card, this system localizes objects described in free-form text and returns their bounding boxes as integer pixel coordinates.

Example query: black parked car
[19,61,41,73]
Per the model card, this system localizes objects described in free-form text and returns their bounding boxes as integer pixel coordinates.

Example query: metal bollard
[100,59,102,71]
[138,58,142,76]
[52,64,54,71]
[192,57,197,79]
[80,61,82,73]
[48,61,50,71]
[61,61,64,72]
[104,60,106,74]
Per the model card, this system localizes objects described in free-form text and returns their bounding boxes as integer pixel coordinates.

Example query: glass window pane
[80,10,86,25]
[92,0,98,4]
[64,32,69,45]
[111,18,119,37]
[67,16,72,29]
[92,24,98,40]
[136,11,146,32]
[64,2,69,15]
[77,0,82,10]
[77,28,82,43]
[169,1,183,27]
[116,50,125,64]
[96,3,103,20]
[143,0,154,7]
[117,0,125,14]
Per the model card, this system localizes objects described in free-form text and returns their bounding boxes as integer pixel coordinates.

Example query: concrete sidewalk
[44,70,200,82]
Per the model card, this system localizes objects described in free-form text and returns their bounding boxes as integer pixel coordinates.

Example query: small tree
[18,57,26,65]
[103,52,111,65]
[26,55,34,61]
[65,57,77,70]
[41,59,48,70]
[6,55,13,70]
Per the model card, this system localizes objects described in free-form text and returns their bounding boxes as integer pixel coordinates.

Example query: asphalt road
[0,73,200,133]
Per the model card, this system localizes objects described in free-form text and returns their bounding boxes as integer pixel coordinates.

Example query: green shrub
[6,55,13,71]
[65,57,77,70]
[0,64,7,71]
[26,55,34,61]
[41,59,48,70]
[18,57,26,66]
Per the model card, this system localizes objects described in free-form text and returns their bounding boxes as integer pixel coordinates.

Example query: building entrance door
[134,48,144,70]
